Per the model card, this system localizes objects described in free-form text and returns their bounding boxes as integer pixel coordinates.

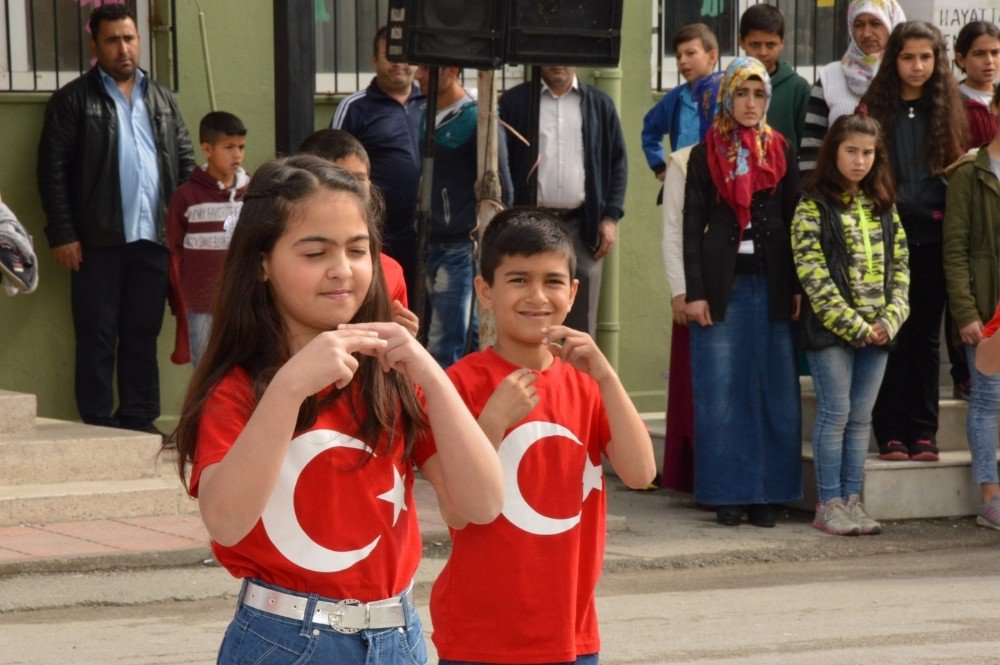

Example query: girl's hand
[478,368,540,447]
[791,295,802,321]
[671,294,689,326]
[339,321,440,386]
[869,322,890,346]
[391,300,420,337]
[543,325,614,384]
[686,300,713,327]
[276,329,387,398]
[960,320,984,346]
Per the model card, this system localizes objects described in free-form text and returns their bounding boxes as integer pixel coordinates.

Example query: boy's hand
[478,368,539,447]
[543,325,613,384]
[686,299,712,327]
[959,320,984,346]
[391,300,420,337]
[671,294,689,326]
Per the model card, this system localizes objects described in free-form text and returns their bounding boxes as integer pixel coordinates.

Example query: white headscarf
[841,0,907,96]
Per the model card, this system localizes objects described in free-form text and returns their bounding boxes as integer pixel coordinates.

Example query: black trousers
[70,241,168,427]
[872,242,946,445]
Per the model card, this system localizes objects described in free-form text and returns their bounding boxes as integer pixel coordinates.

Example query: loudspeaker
[506,0,623,67]
[386,0,507,69]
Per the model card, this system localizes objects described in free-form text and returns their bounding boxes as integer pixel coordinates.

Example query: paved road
[2,545,998,664]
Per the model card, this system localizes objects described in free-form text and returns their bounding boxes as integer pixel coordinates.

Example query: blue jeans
[965,344,1000,485]
[426,242,477,368]
[217,579,427,664]
[440,656,598,665]
[187,312,212,369]
[807,344,888,503]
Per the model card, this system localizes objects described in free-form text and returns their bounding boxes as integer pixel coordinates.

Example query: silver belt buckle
[329,598,363,634]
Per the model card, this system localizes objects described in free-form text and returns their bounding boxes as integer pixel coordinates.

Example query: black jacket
[890,98,946,246]
[498,80,627,251]
[38,67,195,248]
[683,141,800,322]
[797,193,899,350]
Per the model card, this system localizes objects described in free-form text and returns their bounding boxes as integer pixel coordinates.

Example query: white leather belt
[241,580,410,634]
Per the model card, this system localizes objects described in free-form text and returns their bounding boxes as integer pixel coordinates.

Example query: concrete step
[0,390,36,435]
[0,418,163,485]
[800,387,972,452]
[797,443,986,520]
[0,477,198,526]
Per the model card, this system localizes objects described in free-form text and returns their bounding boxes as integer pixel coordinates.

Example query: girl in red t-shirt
[168,154,503,664]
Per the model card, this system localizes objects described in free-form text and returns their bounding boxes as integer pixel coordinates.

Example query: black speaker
[386,0,507,69]
[506,0,623,67]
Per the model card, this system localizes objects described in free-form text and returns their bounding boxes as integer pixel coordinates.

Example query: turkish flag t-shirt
[432,348,612,663]
[189,368,433,602]
[983,303,1000,339]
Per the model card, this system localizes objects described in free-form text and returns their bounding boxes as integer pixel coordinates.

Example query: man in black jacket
[37,4,195,433]
[499,66,627,337]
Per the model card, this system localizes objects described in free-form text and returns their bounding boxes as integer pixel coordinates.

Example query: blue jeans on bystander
[964,344,1000,485]
[187,311,212,370]
[807,344,888,504]
[425,242,477,368]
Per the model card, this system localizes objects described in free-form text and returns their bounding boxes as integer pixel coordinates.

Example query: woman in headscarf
[683,57,803,528]
[799,0,906,176]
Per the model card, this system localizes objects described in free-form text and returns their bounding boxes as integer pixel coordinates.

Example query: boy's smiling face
[476,251,578,352]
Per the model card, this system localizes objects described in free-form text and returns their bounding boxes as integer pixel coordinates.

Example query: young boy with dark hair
[738,4,810,154]
[642,23,720,186]
[297,127,418,336]
[430,208,656,664]
[166,111,249,367]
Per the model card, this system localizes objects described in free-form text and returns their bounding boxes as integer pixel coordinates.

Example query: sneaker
[716,505,743,526]
[812,498,861,536]
[976,496,1000,531]
[0,241,33,292]
[748,503,778,528]
[878,439,909,461]
[908,438,940,462]
[845,494,882,535]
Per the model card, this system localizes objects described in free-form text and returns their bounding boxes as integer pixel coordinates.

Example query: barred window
[0,0,163,93]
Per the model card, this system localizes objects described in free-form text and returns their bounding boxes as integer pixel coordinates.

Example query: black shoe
[716,505,743,526]
[748,504,778,528]
[909,437,940,462]
[120,421,167,439]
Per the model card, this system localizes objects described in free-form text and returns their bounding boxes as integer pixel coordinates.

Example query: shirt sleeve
[879,209,910,339]
[189,370,256,497]
[799,80,830,178]
[661,155,686,298]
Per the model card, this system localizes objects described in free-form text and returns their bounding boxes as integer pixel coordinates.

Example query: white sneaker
[846,494,881,535]
[812,498,860,536]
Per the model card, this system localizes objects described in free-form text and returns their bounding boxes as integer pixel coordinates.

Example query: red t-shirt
[380,253,408,308]
[431,348,611,663]
[189,368,433,602]
[983,304,1000,339]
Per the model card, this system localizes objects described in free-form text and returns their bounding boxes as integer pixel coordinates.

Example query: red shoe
[878,439,909,461]
[909,438,940,462]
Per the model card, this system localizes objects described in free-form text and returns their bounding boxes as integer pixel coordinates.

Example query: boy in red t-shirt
[166,111,248,367]
[431,208,657,664]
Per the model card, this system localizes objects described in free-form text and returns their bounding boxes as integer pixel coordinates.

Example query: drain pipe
[191,0,217,110]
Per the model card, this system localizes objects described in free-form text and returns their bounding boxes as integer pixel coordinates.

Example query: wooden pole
[475,69,502,349]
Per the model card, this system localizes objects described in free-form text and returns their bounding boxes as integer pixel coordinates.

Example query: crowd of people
[25,1,1000,662]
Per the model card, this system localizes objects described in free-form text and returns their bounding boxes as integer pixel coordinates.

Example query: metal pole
[413,66,439,340]
[273,0,315,155]
[591,66,623,369]
[527,65,542,205]
[193,0,216,111]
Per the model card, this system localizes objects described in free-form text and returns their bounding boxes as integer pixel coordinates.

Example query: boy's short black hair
[480,207,576,285]
[739,4,785,39]
[299,129,370,168]
[673,23,719,54]
[199,111,247,144]
[88,3,136,38]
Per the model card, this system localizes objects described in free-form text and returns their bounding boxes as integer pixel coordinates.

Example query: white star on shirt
[582,457,603,501]
[377,465,407,526]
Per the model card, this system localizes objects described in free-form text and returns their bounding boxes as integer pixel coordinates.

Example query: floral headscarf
[705,57,787,233]
[841,0,907,96]
[693,70,724,140]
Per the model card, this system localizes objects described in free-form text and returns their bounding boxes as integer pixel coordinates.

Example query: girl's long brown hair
[858,20,969,173]
[167,154,427,487]
[803,114,896,215]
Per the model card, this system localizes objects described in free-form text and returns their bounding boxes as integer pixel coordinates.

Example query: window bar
[52,0,60,88]
[27,0,37,90]
[76,0,84,78]
[4,0,13,91]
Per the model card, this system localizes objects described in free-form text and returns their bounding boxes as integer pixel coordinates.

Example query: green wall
[0,0,670,422]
